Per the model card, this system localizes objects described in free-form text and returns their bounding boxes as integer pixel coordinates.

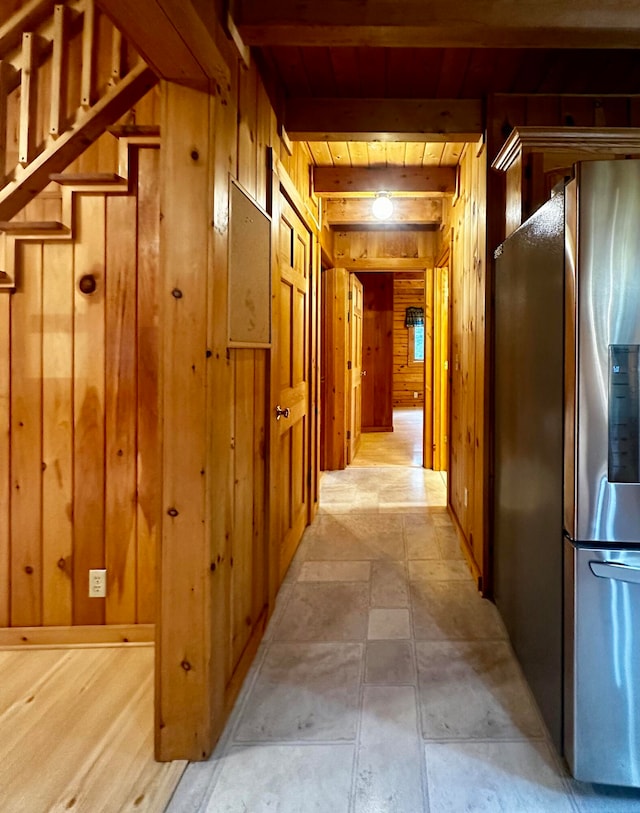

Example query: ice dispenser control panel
[609,345,640,483]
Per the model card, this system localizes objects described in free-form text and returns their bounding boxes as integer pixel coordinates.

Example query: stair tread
[107,124,160,137]
[0,221,69,234]
[50,172,126,185]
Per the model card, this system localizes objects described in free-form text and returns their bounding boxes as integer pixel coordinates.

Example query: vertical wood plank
[0,61,12,185]
[81,0,95,108]
[10,242,43,626]
[19,32,38,165]
[49,4,67,138]
[231,350,255,671]
[157,82,212,762]
[41,241,74,626]
[73,193,106,625]
[0,291,10,626]
[207,55,237,728]
[423,267,434,469]
[237,63,258,199]
[110,28,123,87]
[321,267,347,471]
[255,78,271,210]
[105,192,138,624]
[136,146,160,625]
[252,350,267,625]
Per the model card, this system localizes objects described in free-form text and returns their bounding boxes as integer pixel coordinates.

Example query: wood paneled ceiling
[261,47,640,100]
[306,140,464,168]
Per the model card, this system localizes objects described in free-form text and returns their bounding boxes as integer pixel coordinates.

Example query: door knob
[361,370,367,376]
[275,405,290,420]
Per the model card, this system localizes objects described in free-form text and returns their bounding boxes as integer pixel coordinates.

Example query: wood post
[157,81,214,762]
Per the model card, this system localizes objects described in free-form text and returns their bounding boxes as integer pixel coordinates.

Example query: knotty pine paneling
[393,272,425,407]
[359,272,393,431]
[157,51,318,759]
[439,142,487,585]
[0,146,161,630]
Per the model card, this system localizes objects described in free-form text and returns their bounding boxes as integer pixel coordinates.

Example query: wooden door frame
[347,273,363,464]
[432,243,451,473]
[422,267,434,470]
[266,149,319,610]
[321,267,349,471]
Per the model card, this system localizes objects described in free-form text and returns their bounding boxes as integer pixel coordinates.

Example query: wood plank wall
[437,143,487,586]
[334,229,435,269]
[0,145,161,629]
[393,272,425,408]
[157,48,319,757]
[359,272,394,432]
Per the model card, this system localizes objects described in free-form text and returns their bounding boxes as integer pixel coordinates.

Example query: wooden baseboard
[362,425,394,433]
[0,624,155,649]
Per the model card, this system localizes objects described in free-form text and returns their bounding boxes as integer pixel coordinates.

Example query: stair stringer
[0,132,160,292]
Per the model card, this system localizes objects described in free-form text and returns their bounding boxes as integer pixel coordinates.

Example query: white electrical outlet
[413,391,419,399]
[89,569,107,598]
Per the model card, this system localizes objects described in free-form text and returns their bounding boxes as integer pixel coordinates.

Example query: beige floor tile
[298,561,371,582]
[354,686,426,813]
[367,608,411,640]
[235,642,363,742]
[411,580,506,641]
[364,641,416,685]
[416,641,544,740]
[405,529,441,560]
[425,741,575,812]
[206,744,354,813]
[370,560,409,607]
[274,583,369,642]
[436,528,465,560]
[408,559,473,581]
[305,515,405,561]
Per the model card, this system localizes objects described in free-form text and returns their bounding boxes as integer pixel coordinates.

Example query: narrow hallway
[168,419,639,813]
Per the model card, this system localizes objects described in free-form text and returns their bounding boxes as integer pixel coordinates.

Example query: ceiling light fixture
[371,192,393,221]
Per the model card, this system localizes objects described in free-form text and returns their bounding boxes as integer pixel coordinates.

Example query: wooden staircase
[0,0,159,291]
[0,125,160,291]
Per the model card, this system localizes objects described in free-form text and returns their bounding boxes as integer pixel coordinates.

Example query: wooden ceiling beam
[96,0,230,93]
[325,197,443,225]
[285,98,482,142]
[314,167,456,196]
[236,0,640,49]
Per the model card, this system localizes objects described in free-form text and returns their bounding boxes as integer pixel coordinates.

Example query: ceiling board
[263,46,640,102]
[236,1,640,49]
[305,140,466,168]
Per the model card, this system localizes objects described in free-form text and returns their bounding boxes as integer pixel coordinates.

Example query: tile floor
[167,422,640,812]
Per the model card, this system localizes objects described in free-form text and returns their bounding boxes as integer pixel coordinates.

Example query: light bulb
[371,193,393,220]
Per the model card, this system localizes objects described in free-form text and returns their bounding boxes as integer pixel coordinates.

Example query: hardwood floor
[0,644,186,813]
[351,407,425,468]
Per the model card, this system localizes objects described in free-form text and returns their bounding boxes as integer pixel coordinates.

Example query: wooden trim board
[0,623,155,648]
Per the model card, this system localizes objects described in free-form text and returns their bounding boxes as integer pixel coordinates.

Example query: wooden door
[273,193,312,583]
[360,272,394,432]
[347,274,363,463]
[433,265,450,471]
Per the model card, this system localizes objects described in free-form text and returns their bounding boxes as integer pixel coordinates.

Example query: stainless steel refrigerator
[494,159,640,787]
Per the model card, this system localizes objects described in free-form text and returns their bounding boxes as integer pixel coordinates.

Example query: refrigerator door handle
[589,560,640,585]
